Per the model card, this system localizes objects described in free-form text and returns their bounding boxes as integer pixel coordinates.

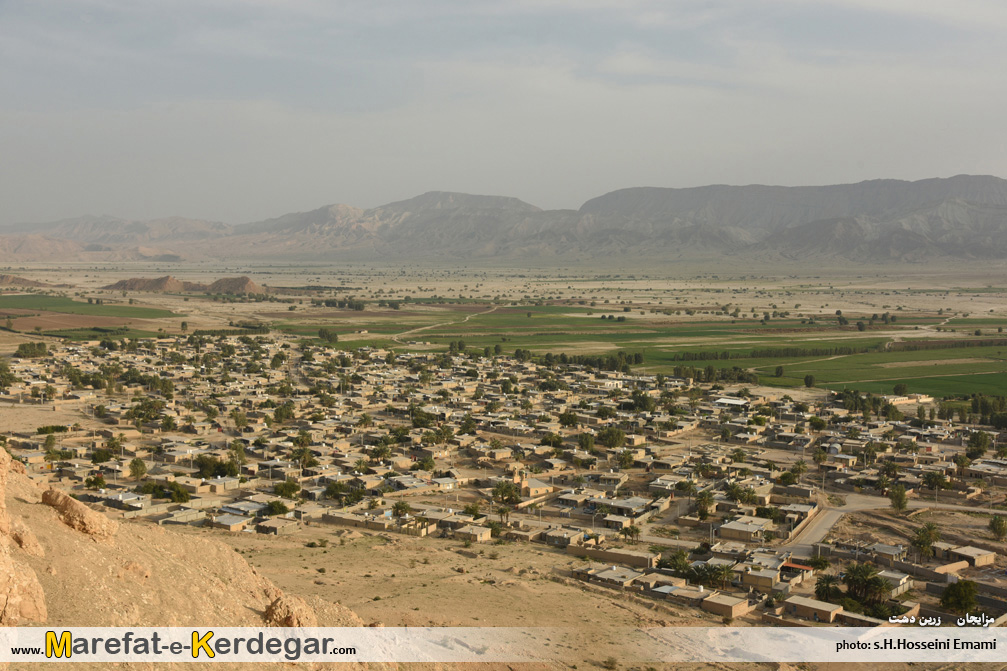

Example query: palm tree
[864,576,893,605]
[675,480,696,503]
[392,500,412,518]
[324,480,348,503]
[666,550,690,576]
[843,562,879,602]
[989,515,1007,542]
[814,574,840,602]
[862,444,877,466]
[496,506,511,525]
[912,522,941,562]
[953,454,972,480]
[695,490,714,520]
[922,471,948,502]
[369,444,392,462]
[687,564,713,587]
[879,459,899,479]
[711,563,735,589]
[291,446,318,470]
[592,503,611,529]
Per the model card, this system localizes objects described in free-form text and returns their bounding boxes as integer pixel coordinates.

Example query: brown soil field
[10,313,151,331]
[0,402,89,433]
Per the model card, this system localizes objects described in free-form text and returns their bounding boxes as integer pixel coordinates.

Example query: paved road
[784,494,886,556]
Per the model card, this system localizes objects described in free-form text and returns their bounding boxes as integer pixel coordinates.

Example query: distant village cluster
[4,333,1007,627]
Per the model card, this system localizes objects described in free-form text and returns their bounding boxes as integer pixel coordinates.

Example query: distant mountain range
[7,175,1007,263]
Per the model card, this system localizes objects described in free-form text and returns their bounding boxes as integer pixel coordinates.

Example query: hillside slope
[0,449,367,670]
[101,276,263,294]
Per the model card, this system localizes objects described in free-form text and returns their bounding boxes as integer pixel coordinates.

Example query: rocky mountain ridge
[7,175,1007,263]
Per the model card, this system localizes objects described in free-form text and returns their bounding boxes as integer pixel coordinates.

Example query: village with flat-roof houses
[5,332,1007,629]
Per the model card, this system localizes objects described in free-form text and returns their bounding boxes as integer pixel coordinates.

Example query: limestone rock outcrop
[41,488,118,540]
[265,594,318,627]
[0,449,47,626]
[10,519,44,557]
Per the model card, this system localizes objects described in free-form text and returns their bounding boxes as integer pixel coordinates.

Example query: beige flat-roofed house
[210,514,251,532]
[455,525,492,543]
[868,542,907,562]
[255,517,299,535]
[701,593,749,619]
[741,567,779,592]
[720,516,773,542]
[783,595,843,623]
[591,566,644,587]
[668,586,714,606]
[878,569,914,598]
[949,545,995,567]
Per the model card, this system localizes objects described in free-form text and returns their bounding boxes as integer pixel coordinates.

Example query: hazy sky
[2,0,1006,225]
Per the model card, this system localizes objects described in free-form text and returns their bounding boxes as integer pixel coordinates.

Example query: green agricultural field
[276,322,405,336]
[276,295,1007,397]
[821,373,1007,397]
[0,294,175,319]
[693,345,1007,397]
[943,317,1007,328]
[42,327,164,341]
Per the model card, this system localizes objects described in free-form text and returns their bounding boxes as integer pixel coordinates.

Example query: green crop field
[42,327,164,341]
[274,295,1007,398]
[0,294,175,319]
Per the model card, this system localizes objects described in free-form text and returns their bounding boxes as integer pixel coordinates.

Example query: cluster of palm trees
[492,480,522,505]
[921,471,949,502]
[843,563,892,604]
[815,563,891,606]
[657,550,734,588]
[618,525,641,543]
[690,562,736,589]
[725,482,758,504]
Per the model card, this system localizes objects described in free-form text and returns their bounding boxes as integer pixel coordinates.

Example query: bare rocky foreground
[0,448,375,671]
